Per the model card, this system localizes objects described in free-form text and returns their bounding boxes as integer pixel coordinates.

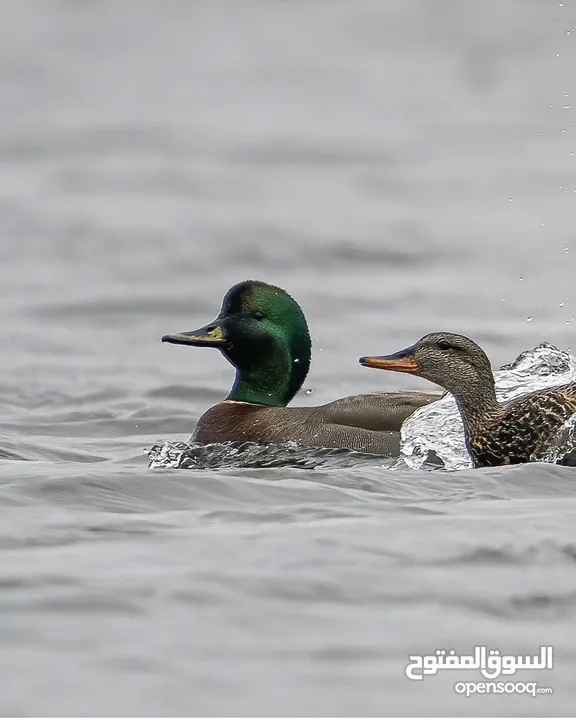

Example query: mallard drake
[359,331,576,467]
[161,280,439,456]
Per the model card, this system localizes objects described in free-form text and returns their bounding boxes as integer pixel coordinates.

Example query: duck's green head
[162,280,312,406]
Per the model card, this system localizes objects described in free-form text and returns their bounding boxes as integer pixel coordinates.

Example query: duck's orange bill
[359,349,419,374]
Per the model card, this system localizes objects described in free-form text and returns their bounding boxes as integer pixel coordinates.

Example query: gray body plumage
[193,391,440,456]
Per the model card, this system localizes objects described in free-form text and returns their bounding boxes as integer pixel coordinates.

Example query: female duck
[360,331,576,467]
[162,280,439,456]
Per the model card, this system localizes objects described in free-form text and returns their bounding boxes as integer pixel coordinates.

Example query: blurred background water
[1,0,576,715]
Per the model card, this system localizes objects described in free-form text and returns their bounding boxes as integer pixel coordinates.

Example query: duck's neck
[451,376,501,427]
[226,342,310,407]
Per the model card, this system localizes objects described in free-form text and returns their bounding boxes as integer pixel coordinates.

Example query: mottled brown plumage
[466,387,576,466]
[162,280,440,456]
[360,332,576,467]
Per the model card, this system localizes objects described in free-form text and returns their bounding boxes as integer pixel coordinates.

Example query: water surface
[1,0,576,715]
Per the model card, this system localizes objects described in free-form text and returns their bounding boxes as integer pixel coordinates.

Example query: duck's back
[191,391,438,456]
[311,391,441,431]
[468,383,576,466]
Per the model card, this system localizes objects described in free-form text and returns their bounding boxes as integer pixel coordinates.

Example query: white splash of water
[400,343,576,470]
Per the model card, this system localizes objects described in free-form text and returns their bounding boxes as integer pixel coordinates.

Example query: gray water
[1,0,576,715]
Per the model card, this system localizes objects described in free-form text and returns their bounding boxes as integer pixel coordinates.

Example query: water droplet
[509,197,514,202]
[550,104,555,108]
[567,28,574,34]
[519,276,524,281]
[305,389,313,395]
[562,129,567,133]
[539,131,545,136]
[542,222,547,226]
[557,53,561,57]
[560,302,565,307]
[571,151,575,156]
[526,316,533,322]
[565,247,569,253]
[563,105,571,109]
[294,358,300,363]
[564,92,569,97]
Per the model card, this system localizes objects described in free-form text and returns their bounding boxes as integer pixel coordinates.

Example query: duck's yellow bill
[161,323,225,347]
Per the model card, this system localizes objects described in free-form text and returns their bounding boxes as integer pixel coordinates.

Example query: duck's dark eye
[437,340,452,351]
[253,311,265,321]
